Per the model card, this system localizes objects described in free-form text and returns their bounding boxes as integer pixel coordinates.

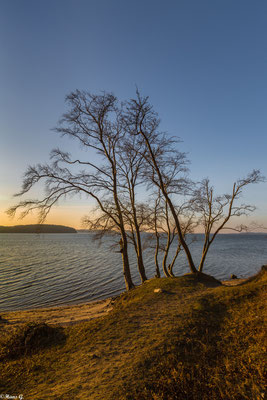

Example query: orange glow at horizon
[1,205,266,233]
[0,205,94,230]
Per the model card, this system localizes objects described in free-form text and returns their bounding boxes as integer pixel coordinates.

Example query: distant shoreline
[0,224,77,233]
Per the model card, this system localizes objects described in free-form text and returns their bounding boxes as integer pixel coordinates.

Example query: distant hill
[0,224,77,233]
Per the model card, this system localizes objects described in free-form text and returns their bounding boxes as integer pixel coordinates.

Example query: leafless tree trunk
[118,136,148,283]
[152,193,161,278]
[167,244,182,276]
[8,89,264,287]
[190,170,265,272]
[121,202,148,283]
[123,92,198,274]
[160,201,197,277]
[7,91,135,290]
[162,201,174,277]
[167,213,196,276]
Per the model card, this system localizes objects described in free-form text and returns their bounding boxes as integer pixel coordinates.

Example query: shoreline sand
[0,298,114,331]
[0,277,248,329]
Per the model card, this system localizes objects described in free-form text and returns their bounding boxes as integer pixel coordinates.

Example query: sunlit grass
[1,268,266,399]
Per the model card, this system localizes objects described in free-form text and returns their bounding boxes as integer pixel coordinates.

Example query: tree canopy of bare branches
[7,90,265,288]
[123,92,198,273]
[8,91,135,290]
[190,170,265,272]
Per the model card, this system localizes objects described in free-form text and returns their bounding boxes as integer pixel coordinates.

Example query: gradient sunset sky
[0,0,266,229]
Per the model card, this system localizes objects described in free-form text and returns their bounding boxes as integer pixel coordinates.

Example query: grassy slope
[1,269,266,400]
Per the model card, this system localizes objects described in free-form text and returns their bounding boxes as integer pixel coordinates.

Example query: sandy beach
[221,278,248,286]
[0,277,248,330]
[0,298,114,333]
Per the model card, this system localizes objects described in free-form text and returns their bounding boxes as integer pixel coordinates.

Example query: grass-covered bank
[1,268,266,400]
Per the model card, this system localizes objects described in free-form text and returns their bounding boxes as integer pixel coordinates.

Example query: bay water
[0,232,266,311]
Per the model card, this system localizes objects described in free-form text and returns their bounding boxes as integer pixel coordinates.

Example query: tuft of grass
[1,269,266,399]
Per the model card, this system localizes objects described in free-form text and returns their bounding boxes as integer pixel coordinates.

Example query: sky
[0,0,266,229]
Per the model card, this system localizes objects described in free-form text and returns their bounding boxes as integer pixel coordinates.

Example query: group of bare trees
[8,90,264,290]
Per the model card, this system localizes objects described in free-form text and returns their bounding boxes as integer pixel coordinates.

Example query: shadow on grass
[0,323,66,360]
[118,293,230,400]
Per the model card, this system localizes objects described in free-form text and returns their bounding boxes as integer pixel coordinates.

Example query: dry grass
[0,268,266,400]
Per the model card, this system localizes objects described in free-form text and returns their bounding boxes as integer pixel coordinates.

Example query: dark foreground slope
[0,224,77,233]
[1,268,266,400]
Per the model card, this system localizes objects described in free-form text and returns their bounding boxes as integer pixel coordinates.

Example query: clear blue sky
[0,0,266,228]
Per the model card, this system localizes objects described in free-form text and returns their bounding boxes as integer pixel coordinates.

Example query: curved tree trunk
[162,202,172,277]
[198,246,209,272]
[168,243,182,277]
[119,235,134,290]
[197,231,211,272]
[135,225,147,283]
[140,131,197,274]
[162,235,171,277]
[129,226,147,284]
[154,197,161,278]
[165,198,197,273]
[113,169,134,290]
[154,234,161,277]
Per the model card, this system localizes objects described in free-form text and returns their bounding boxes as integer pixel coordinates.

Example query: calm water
[0,233,266,311]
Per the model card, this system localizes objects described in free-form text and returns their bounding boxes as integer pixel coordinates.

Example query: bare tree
[164,204,197,277]
[143,190,196,278]
[7,91,135,290]
[8,89,264,287]
[161,200,176,277]
[144,191,162,278]
[123,91,198,274]
[155,198,197,277]
[82,202,120,242]
[81,131,149,284]
[190,170,265,272]
[117,134,148,282]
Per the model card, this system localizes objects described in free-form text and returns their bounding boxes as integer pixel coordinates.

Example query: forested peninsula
[0,224,77,233]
